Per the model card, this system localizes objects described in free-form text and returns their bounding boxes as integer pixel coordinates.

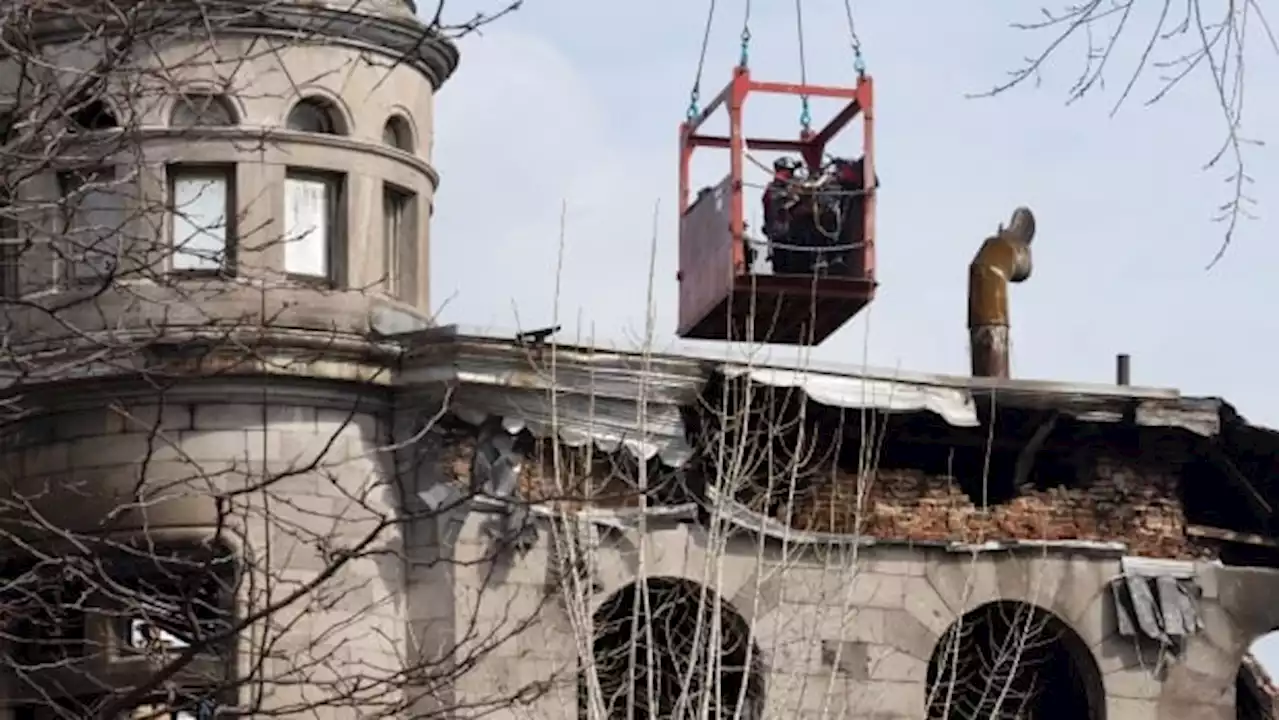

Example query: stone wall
[437,513,1267,720]
[0,405,1263,719]
[430,429,1269,720]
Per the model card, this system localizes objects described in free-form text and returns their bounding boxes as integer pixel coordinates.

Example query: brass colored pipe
[968,207,1036,378]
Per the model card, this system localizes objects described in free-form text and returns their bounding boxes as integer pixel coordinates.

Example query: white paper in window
[285,177,330,277]
[171,175,228,271]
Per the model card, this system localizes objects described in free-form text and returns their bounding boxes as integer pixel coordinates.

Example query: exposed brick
[788,457,1209,560]
[438,427,1214,561]
[442,434,649,509]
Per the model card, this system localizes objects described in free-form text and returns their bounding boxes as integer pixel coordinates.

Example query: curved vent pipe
[968,207,1036,379]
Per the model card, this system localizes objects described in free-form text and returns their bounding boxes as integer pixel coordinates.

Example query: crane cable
[686,0,718,120]
[793,0,811,132]
[842,0,868,75]
[690,0,864,122]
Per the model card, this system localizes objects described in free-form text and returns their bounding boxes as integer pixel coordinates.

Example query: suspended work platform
[676,66,877,347]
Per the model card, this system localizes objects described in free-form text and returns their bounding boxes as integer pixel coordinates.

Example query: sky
[426,0,1279,677]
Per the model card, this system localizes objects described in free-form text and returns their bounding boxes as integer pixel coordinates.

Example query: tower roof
[28,0,459,89]
[291,0,419,22]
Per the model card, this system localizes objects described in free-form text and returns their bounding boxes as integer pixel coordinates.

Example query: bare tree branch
[975,0,1275,267]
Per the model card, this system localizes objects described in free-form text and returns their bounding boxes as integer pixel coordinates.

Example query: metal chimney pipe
[968,207,1036,379]
[1116,354,1131,386]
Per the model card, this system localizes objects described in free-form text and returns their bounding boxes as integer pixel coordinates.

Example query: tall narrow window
[169,166,233,273]
[284,171,342,280]
[0,113,17,297]
[382,184,416,299]
[0,188,18,298]
[58,167,125,284]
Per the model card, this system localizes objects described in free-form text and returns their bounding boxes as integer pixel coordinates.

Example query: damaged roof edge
[397,324,1244,443]
[401,324,1187,397]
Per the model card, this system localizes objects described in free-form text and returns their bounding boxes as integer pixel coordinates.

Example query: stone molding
[28,1,460,89]
[132,127,442,189]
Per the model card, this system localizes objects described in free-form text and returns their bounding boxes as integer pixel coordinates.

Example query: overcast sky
[427,0,1279,675]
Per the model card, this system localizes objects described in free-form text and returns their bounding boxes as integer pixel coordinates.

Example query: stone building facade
[0,0,456,716]
[1,323,1277,718]
[403,332,1280,720]
[0,1,1276,719]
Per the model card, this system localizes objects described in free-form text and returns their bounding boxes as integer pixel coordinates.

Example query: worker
[762,157,800,241]
[821,156,868,276]
[763,157,804,274]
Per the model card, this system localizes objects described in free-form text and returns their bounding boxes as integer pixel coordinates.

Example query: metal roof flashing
[393,325,1234,457]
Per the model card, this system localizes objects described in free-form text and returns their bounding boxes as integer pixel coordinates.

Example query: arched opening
[68,98,117,131]
[583,577,764,720]
[285,97,345,135]
[382,115,413,152]
[927,601,1105,720]
[1238,634,1279,719]
[171,93,237,127]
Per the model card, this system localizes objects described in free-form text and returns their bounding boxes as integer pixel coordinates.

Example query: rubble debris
[469,419,536,553]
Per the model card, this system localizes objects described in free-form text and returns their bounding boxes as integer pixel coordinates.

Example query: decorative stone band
[0,286,415,385]
[135,127,443,190]
[27,0,460,90]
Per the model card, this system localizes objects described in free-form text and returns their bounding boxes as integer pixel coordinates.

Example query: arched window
[584,578,765,720]
[69,98,117,131]
[171,93,237,127]
[286,97,345,135]
[927,601,1106,720]
[382,115,413,152]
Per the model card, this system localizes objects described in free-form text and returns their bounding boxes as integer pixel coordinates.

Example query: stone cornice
[134,127,442,190]
[28,1,460,90]
[0,285,408,388]
[10,372,394,418]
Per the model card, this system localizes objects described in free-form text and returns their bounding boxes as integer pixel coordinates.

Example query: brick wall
[791,454,1208,559]
[440,427,1208,559]
[439,433,647,509]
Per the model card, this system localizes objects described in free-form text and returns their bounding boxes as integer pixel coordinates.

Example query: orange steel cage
[676,66,877,346]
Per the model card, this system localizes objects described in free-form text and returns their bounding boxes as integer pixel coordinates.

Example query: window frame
[381,182,417,301]
[283,169,346,286]
[55,165,126,286]
[170,92,237,128]
[285,97,346,136]
[382,115,414,153]
[2,549,239,716]
[167,164,237,277]
[0,186,19,298]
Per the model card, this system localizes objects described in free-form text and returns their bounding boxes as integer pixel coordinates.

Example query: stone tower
[0,0,457,716]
